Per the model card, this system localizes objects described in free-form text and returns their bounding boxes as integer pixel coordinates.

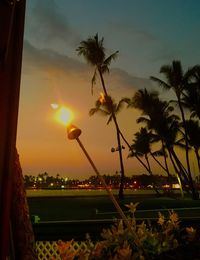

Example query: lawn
[28,194,200,222]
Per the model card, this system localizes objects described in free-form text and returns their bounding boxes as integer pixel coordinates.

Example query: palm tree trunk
[116,127,125,200]
[176,96,198,198]
[177,97,193,179]
[161,141,171,179]
[169,147,199,198]
[195,148,200,174]
[169,147,189,183]
[98,68,109,96]
[98,69,125,199]
[118,128,163,195]
[144,154,161,195]
[168,149,184,197]
[118,128,150,172]
[150,152,170,176]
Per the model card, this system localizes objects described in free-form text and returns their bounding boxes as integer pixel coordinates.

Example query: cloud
[23,40,85,73]
[108,68,153,91]
[25,0,81,52]
[23,40,153,95]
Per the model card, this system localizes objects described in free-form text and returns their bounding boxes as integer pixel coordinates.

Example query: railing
[36,240,92,260]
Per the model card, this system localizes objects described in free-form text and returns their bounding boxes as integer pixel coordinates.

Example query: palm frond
[116,99,126,113]
[150,76,171,90]
[136,116,150,124]
[119,97,131,107]
[76,34,105,66]
[89,107,109,117]
[101,51,119,74]
[89,108,99,116]
[151,150,164,157]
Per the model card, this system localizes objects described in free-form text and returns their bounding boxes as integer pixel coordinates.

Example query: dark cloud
[23,40,84,73]
[25,0,81,50]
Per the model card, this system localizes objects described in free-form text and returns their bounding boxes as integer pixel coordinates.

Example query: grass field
[27,190,200,222]
[28,190,200,241]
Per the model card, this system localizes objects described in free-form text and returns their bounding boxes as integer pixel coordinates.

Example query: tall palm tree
[150,61,199,199]
[77,33,118,95]
[77,34,127,199]
[89,95,126,199]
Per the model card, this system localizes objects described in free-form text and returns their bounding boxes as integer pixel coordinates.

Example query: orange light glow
[99,92,106,104]
[54,106,74,126]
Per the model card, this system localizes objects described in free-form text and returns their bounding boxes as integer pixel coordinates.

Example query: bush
[53,203,200,259]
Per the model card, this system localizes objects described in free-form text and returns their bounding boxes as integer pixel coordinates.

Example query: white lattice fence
[36,240,94,260]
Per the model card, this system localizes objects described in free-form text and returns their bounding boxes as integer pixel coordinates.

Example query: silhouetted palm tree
[182,65,200,119]
[77,34,127,199]
[150,61,199,199]
[77,33,118,95]
[128,127,161,195]
[89,95,126,199]
[127,89,195,196]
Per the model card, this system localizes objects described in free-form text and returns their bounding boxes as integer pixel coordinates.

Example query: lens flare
[54,106,74,126]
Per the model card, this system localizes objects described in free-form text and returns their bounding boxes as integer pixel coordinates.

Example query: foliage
[53,203,199,259]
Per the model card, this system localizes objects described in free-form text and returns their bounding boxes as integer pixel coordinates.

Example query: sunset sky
[17,0,200,179]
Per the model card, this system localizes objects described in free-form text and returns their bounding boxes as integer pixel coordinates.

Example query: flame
[54,106,74,126]
[51,103,59,109]
[99,92,106,104]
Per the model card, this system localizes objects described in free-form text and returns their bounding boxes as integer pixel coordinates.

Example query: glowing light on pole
[52,104,74,126]
[52,105,139,237]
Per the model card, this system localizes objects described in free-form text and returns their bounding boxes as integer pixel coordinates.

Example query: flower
[125,202,139,214]
[169,210,179,227]
[157,212,165,226]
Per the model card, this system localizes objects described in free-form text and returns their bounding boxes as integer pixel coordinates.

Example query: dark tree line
[24,172,177,190]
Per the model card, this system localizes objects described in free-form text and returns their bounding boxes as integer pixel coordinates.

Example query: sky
[17,0,200,180]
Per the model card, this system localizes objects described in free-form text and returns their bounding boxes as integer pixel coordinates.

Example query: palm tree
[127,89,193,196]
[128,127,161,195]
[77,33,118,95]
[77,34,127,199]
[150,61,199,199]
[182,65,200,119]
[89,95,126,199]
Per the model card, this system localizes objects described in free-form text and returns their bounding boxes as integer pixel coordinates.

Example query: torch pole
[76,137,134,232]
